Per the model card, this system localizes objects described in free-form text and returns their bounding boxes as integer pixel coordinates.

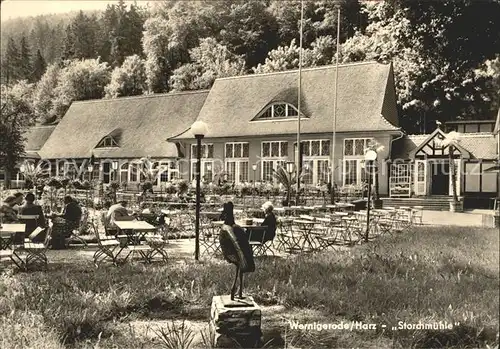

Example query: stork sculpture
[219,202,255,301]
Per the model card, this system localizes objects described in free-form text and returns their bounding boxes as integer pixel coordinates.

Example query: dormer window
[96,136,119,148]
[257,103,300,120]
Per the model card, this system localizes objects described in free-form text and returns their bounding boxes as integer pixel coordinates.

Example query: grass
[0,225,498,348]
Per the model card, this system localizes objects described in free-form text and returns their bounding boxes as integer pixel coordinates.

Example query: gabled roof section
[39,90,209,159]
[22,125,56,159]
[393,132,497,160]
[409,128,471,159]
[174,61,400,139]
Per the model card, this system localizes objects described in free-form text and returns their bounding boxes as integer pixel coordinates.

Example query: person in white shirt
[106,201,131,227]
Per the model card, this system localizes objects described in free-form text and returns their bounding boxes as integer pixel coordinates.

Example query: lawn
[0,225,498,349]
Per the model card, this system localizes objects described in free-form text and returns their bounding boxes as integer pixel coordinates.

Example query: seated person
[19,193,47,242]
[260,201,277,243]
[54,196,82,235]
[12,192,25,213]
[0,196,19,223]
[106,201,131,227]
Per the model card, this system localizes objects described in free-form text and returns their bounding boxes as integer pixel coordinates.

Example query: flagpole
[296,0,304,206]
[331,6,341,204]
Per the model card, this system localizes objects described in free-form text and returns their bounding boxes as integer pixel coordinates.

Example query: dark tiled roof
[392,133,497,160]
[391,135,427,159]
[22,125,56,158]
[24,126,56,151]
[39,91,209,159]
[175,61,399,139]
[460,134,498,159]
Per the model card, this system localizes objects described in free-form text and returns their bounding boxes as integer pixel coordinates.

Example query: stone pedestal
[210,295,262,348]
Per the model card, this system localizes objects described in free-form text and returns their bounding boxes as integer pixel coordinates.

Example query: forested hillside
[1,0,499,135]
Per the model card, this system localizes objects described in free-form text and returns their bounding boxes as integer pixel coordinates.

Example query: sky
[0,0,150,22]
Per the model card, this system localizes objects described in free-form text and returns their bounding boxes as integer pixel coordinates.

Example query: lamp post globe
[191,120,208,138]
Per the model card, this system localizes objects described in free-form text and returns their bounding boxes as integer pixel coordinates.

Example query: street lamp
[286,161,294,206]
[364,150,378,242]
[87,164,94,204]
[112,161,118,181]
[252,164,257,206]
[191,120,208,261]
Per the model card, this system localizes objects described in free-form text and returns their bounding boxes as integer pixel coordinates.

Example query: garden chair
[92,223,122,267]
[65,209,89,248]
[120,242,154,264]
[313,218,341,250]
[411,206,424,225]
[247,226,272,257]
[23,225,51,270]
[100,211,118,237]
[275,218,300,253]
[144,217,169,262]
[199,216,220,258]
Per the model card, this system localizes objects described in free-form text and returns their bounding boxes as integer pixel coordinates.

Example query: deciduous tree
[51,59,111,120]
[169,38,246,91]
[104,54,147,98]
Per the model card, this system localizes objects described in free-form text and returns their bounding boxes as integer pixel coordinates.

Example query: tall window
[261,141,288,182]
[191,143,214,181]
[129,163,139,182]
[295,140,331,185]
[225,142,249,183]
[120,163,128,183]
[257,103,299,119]
[343,138,372,186]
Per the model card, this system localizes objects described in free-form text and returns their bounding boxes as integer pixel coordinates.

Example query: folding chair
[199,216,220,258]
[65,210,89,248]
[101,211,118,237]
[144,218,169,262]
[24,226,51,270]
[276,219,302,253]
[411,206,424,225]
[92,223,121,267]
[247,226,273,257]
[313,218,340,250]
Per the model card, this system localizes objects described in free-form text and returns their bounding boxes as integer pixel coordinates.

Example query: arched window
[96,136,119,148]
[120,162,128,183]
[256,103,300,120]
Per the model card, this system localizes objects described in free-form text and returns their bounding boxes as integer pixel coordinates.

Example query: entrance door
[102,162,111,184]
[431,162,449,195]
[414,160,427,196]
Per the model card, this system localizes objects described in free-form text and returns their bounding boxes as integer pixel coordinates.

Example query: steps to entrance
[381,196,460,211]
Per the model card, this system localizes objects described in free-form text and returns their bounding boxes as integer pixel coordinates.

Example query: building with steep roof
[173,61,401,196]
[10,61,499,207]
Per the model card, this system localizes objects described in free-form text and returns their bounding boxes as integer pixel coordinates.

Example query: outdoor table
[0,224,26,269]
[212,220,267,234]
[293,219,321,252]
[115,220,156,245]
[0,224,25,250]
[160,209,182,215]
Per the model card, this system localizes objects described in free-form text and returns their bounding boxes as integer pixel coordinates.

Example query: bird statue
[435,120,442,128]
[219,202,255,302]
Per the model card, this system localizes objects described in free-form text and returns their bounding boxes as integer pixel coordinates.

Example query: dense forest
[1,0,499,136]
